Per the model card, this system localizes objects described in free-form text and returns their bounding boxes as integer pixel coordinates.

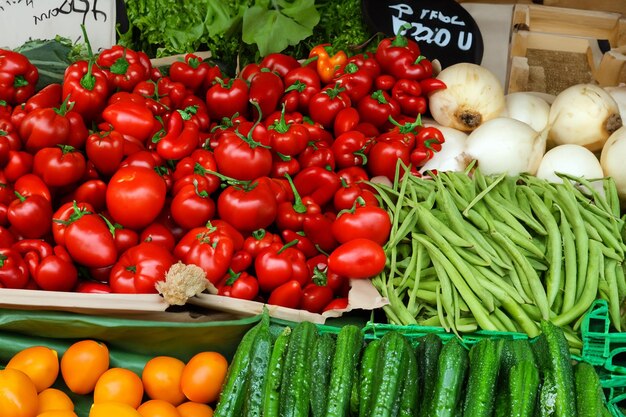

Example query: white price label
[0,0,116,51]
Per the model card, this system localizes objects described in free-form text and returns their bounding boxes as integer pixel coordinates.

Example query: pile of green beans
[370,166,626,353]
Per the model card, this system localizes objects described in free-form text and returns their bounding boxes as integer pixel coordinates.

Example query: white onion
[536,145,604,190]
[604,85,626,121]
[428,63,506,132]
[369,175,393,188]
[419,126,468,173]
[548,84,622,152]
[464,117,547,176]
[504,92,551,132]
[600,126,626,202]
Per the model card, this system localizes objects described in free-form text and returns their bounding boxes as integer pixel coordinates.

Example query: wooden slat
[542,0,626,16]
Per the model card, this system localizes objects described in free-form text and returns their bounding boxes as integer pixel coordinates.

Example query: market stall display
[0,0,625,416]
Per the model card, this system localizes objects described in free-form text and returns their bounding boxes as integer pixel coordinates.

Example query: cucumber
[417,333,443,417]
[310,333,336,417]
[325,325,364,417]
[534,321,576,417]
[462,339,503,417]
[369,331,409,417]
[398,338,419,417]
[574,362,603,417]
[279,321,318,417]
[261,326,291,417]
[502,339,539,417]
[509,360,540,417]
[536,379,558,417]
[429,337,469,417]
[358,339,381,417]
[493,384,510,417]
[214,320,262,417]
[243,314,272,417]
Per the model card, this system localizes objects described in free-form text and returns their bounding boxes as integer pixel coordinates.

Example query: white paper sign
[0,0,116,51]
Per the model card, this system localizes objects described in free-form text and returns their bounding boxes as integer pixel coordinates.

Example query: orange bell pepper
[308,44,348,85]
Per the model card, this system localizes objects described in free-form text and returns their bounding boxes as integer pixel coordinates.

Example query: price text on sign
[361,0,484,68]
[0,0,116,51]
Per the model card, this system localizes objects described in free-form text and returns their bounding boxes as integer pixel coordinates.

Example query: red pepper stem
[252,229,266,240]
[283,173,307,214]
[54,94,74,116]
[0,130,6,136]
[58,144,75,155]
[270,103,290,134]
[225,268,240,285]
[13,191,26,203]
[277,239,299,254]
[203,169,251,188]
[315,244,330,256]
[99,213,118,236]
[79,24,97,91]
[192,179,209,198]
[0,254,6,267]
[392,23,412,45]
[312,266,328,286]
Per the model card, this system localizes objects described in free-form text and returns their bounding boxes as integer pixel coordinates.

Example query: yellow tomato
[0,368,39,417]
[176,402,214,417]
[7,346,59,392]
[60,340,109,395]
[37,388,74,413]
[36,411,78,417]
[89,402,142,417]
[142,356,186,405]
[180,352,228,403]
[93,368,144,408]
[137,399,181,417]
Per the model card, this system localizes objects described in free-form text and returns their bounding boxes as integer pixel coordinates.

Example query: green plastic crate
[581,299,626,374]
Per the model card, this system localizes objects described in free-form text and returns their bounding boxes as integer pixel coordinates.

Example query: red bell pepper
[154,106,200,160]
[4,151,33,183]
[174,227,235,285]
[332,203,391,246]
[85,130,125,176]
[333,107,360,137]
[392,79,427,117]
[0,100,11,119]
[96,45,152,91]
[419,78,447,95]
[19,96,89,152]
[109,242,175,293]
[267,279,303,309]
[24,84,62,112]
[170,180,216,230]
[0,49,38,105]
[292,166,342,207]
[303,211,339,253]
[308,83,351,129]
[259,53,301,78]
[62,26,109,121]
[0,248,29,288]
[281,229,318,259]
[375,30,422,76]
[333,181,379,212]
[229,250,252,274]
[411,125,445,167]
[358,90,401,128]
[218,269,259,301]
[268,107,310,157]
[281,66,321,114]
[270,153,300,178]
[7,191,52,239]
[275,173,321,232]
[243,229,282,260]
[133,80,171,116]
[62,179,108,213]
[298,140,336,171]
[169,53,219,93]
[255,240,309,292]
[301,281,334,313]
[13,239,78,291]
[171,149,220,196]
[249,69,284,120]
[335,62,375,103]
[101,100,156,143]
[331,130,371,169]
[206,77,249,120]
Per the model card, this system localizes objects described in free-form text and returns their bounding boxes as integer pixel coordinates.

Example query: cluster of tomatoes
[0,341,225,417]
[0,28,445,313]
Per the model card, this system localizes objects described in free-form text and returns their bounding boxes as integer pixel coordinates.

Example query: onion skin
[536,144,604,186]
[600,126,626,202]
[428,63,506,132]
[464,117,546,176]
[504,92,550,132]
[548,84,622,152]
[419,125,468,173]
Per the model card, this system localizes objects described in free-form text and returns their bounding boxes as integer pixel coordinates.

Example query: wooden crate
[508,4,626,94]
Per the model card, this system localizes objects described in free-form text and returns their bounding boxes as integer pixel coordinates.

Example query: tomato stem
[283,173,307,214]
[277,239,299,254]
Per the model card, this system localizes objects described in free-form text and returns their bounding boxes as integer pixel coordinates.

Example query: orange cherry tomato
[141,356,186,405]
[60,340,109,395]
[180,352,228,404]
[93,368,144,409]
[176,402,214,417]
[0,368,39,417]
[6,346,59,392]
[89,402,142,417]
[36,411,78,417]
[37,388,74,413]
[137,399,181,417]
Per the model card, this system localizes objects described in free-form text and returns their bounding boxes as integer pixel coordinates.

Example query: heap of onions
[600,126,626,202]
[463,117,547,176]
[548,84,622,151]
[536,144,604,193]
[504,92,551,132]
[428,63,506,132]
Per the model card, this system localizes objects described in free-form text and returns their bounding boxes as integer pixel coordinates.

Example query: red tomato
[106,166,166,230]
[33,145,86,187]
[328,238,386,279]
[65,213,118,268]
[216,179,277,234]
[331,206,391,246]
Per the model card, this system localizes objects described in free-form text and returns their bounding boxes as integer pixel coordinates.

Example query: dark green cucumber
[243,314,272,417]
[534,321,576,417]
[429,337,469,417]
[325,325,364,417]
[417,333,443,417]
[462,338,503,417]
[536,379,558,417]
[574,362,603,417]
[398,338,419,417]
[214,321,262,417]
[358,339,381,417]
[501,339,539,417]
[310,333,336,417]
[493,385,510,417]
[279,321,318,417]
[261,326,291,417]
[370,331,410,417]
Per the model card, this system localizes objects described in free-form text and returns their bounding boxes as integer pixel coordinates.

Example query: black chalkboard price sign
[361,0,484,69]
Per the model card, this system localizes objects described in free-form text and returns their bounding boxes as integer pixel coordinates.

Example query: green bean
[463,171,506,215]
[386,277,417,325]
[554,186,589,301]
[604,258,622,331]
[414,204,474,248]
[557,172,614,216]
[387,206,419,248]
[490,191,547,236]
[469,264,528,304]
[603,176,622,219]
[491,230,550,319]
[616,261,626,300]
[556,205,578,315]
[441,175,490,231]
[407,241,424,316]
[463,223,512,273]
[415,289,437,305]
[435,285,451,332]
[583,219,604,241]
[515,186,534,219]
[552,264,565,315]
[553,240,602,327]
[599,244,624,262]
[414,233,499,331]
[578,203,625,254]
[493,307,518,333]
[492,219,546,260]
[477,275,541,337]
[445,171,475,201]
[521,304,542,322]
[526,257,549,272]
